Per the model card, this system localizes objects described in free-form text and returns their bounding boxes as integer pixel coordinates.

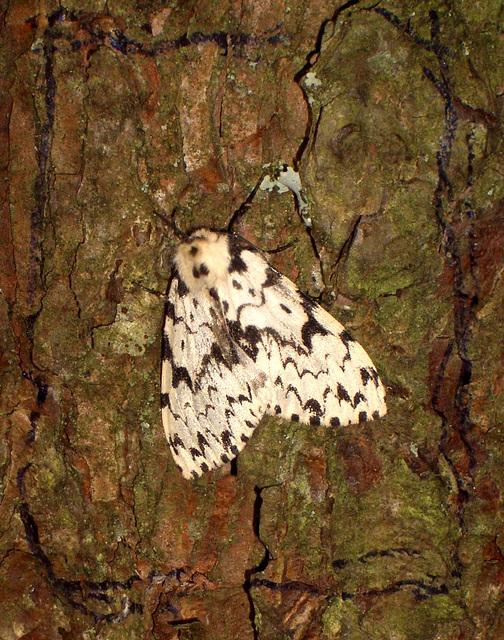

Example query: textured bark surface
[1,1,503,638]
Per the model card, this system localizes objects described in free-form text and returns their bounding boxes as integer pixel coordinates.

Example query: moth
[161,229,386,479]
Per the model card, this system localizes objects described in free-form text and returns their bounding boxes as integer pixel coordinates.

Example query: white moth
[161,229,386,479]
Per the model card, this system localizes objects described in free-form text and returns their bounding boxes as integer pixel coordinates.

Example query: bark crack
[243,484,276,640]
[17,496,143,623]
[372,6,483,608]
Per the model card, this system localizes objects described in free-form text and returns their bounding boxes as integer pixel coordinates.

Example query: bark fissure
[243,484,274,639]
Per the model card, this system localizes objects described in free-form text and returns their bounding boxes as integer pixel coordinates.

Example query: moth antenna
[131,281,166,298]
[265,238,299,255]
[227,169,269,233]
[151,206,186,239]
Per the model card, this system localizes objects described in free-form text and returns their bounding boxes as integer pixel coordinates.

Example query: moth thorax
[175,230,230,291]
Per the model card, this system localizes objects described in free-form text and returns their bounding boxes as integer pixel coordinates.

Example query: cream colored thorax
[174,229,231,292]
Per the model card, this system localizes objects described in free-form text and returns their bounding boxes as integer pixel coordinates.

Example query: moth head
[174,229,230,291]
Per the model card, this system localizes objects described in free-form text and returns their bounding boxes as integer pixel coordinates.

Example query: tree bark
[1,1,503,638]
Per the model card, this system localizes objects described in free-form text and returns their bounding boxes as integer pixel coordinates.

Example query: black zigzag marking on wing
[338,330,355,366]
[172,366,193,390]
[222,272,341,367]
[286,384,303,405]
[304,398,323,416]
[162,333,173,361]
[300,301,330,350]
[190,382,258,424]
[281,355,331,380]
[227,235,262,274]
[175,272,189,297]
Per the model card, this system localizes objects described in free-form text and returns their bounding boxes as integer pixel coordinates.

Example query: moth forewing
[161,229,386,478]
